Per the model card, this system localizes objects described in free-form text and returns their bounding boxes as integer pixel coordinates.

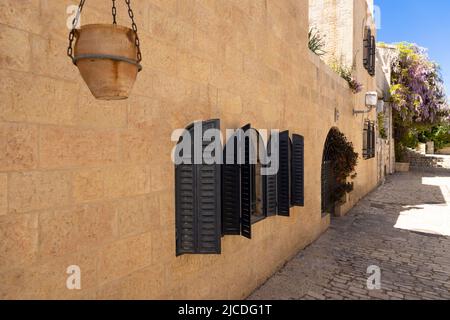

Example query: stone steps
[407,149,450,172]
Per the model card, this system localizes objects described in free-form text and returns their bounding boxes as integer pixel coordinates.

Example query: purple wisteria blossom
[390,43,449,124]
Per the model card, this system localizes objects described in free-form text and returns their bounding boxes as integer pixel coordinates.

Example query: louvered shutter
[263,136,277,216]
[175,164,196,254]
[363,28,371,71]
[363,121,369,159]
[175,119,221,256]
[291,134,305,207]
[371,122,376,158]
[370,35,376,76]
[240,124,252,239]
[277,131,290,216]
[222,133,241,235]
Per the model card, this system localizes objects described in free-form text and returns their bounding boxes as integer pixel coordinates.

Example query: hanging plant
[67,0,143,100]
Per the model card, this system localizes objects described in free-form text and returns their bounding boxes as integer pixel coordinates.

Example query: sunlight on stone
[394,176,450,236]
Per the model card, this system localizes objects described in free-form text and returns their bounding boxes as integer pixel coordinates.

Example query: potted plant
[67,0,143,100]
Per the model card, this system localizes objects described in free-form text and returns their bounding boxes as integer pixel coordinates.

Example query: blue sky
[375,0,450,97]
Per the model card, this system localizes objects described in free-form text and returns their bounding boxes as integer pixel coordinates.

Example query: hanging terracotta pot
[67,1,142,100]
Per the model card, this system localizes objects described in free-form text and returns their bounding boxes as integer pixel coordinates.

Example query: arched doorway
[321,127,359,217]
[321,128,337,216]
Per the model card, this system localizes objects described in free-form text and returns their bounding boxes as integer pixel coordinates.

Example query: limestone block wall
[309,0,354,66]
[1,0,377,299]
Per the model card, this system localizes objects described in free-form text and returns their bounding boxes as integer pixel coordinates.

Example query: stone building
[1,0,378,299]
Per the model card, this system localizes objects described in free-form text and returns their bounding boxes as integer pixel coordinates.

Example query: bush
[326,128,359,203]
[416,124,450,150]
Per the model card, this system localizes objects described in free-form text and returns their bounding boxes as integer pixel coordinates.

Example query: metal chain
[67,0,86,63]
[112,0,117,24]
[125,0,142,62]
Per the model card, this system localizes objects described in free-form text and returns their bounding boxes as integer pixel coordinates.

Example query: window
[177,120,306,252]
[363,120,376,159]
[175,119,222,256]
[363,27,376,76]
[222,124,266,239]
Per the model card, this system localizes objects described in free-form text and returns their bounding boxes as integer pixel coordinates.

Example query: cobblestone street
[249,172,450,300]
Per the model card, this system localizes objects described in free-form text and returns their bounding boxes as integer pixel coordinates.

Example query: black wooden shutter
[277,131,290,216]
[370,35,376,76]
[370,122,376,158]
[175,164,196,254]
[291,134,305,207]
[363,28,371,71]
[363,121,369,159]
[175,119,221,256]
[240,124,252,239]
[222,133,241,235]
[263,136,277,216]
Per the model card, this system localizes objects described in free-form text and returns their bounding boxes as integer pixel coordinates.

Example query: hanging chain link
[67,0,86,63]
[111,0,117,24]
[125,0,142,63]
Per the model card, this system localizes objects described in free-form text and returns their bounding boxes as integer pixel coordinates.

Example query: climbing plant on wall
[327,129,359,204]
[390,43,448,124]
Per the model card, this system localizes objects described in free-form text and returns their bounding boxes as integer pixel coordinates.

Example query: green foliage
[393,114,411,162]
[416,124,450,150]
[329,60,363,94]
[403,129,419,149]
[326,128,359,203]
[308,27,326,56]
[378,113,388,139]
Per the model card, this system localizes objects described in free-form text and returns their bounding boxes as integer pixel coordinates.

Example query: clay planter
[74,24,141,100]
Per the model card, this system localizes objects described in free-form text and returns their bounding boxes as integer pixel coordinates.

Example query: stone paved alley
[249,172,450,300]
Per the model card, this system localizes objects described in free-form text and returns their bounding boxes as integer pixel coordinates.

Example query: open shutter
[222,133,241,235]
[363,121,369,159]
[263,136,277,216]
[175,164,196,254]
[175,119,221,256]
[363,28,371,71]
[371,122,376,158]
[240,124,252,239]
[277,131,290,216]
[370,35,376,76]
[291,134,305,207]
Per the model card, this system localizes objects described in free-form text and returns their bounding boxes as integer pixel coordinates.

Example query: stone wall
[309,0,354,66]
[0,0,377,299]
